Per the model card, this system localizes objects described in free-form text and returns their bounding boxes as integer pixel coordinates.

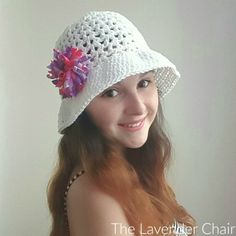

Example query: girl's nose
[123,92,146,116]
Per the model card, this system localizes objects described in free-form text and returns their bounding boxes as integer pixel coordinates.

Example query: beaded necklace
[64,170,85,231]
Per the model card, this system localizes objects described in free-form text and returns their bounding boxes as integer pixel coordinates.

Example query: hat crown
[47,11,181,133]
[55,11,149,67]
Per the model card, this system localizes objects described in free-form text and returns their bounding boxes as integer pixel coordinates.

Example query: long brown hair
[47,99,196,236]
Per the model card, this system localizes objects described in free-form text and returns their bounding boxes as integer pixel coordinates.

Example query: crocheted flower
[47,47,90,98]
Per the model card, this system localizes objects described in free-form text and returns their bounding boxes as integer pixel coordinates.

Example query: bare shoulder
[67,173,134,236]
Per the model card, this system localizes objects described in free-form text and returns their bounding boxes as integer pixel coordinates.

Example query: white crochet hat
[47,11,181,134]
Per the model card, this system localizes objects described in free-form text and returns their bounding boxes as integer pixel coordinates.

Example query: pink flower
[47,47,90,98]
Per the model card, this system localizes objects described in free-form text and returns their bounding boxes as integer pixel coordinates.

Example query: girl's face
[86,71,158,149]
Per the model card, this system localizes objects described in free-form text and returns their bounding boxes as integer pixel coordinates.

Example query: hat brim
[58,49,180,134]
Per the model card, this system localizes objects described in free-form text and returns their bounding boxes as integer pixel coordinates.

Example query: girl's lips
[118,118,145,131]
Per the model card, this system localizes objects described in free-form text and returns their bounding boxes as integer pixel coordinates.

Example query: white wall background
[1,1,235,235]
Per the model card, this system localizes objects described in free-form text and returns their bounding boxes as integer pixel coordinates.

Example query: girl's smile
[118,116,146,131]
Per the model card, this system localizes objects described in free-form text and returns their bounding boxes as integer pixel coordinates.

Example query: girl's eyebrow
[140,71,152,77]
[116,71,154,85]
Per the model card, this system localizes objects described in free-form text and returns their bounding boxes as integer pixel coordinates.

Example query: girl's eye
[101,89,119,97]
[138,79,152,88]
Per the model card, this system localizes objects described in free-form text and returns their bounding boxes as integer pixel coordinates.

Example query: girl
[46,11,196,236]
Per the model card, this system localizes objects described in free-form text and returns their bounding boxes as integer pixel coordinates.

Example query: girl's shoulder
[67,168,117,206]
[66,169,133,235]
[67,168,95,195]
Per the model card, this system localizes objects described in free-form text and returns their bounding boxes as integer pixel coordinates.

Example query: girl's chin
[106,135,148,150]
[126,143,145,149]
[121,139,147,149]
